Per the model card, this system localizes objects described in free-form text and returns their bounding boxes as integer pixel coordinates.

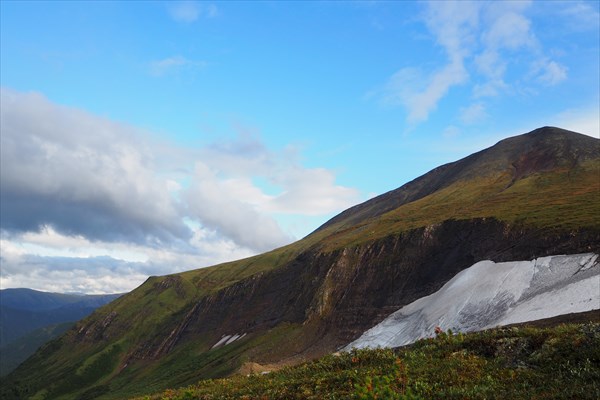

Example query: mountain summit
[3,127,599,400]
[319,126,598,232]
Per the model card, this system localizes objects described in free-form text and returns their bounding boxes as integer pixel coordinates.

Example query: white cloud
[0,258,149,294]
[474,50,505,81]
[168,1,218,23]
[472,79,508,98]
[19,226,149,262]
[377,2,480,123]
[557,1,600,32]
[196,133,361,217]
[0,89,361,293]
[184,161,292,252]
[0,88,189,246]
[381,61,468,124]
[0,237,149,293]
[460,103,488,125]
[374,1,573,123]
[474,3,537,97]
[424,1,480,60]
[184,133,361,251]
[380,2,478,124]
[481,5,534,50]
[410,62,468,123]
[476,2,570,94]
[0,221,259,294]
[149,56,207,77]
[535,60,568,86]
[269,167,360,215]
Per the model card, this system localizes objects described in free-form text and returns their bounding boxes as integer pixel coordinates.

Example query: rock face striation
[3,127,599,400]
[346,253,599,349]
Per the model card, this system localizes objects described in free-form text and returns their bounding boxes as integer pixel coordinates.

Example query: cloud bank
[0,89,361,293]
[0,89,190,247]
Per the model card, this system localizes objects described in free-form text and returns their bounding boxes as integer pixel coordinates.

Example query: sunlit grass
[321,161,599,250]
[136,322,600,400]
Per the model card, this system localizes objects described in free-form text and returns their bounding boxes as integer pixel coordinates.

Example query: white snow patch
[346,253,599,350]
[225,333,247,345]
[211,333,247,349]
[211,335,232,349]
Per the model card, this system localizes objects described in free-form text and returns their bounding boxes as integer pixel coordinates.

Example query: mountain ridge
[316,126,598,234]
[0,288,122,376]
[0,288,122,345]
[2,126,599,400]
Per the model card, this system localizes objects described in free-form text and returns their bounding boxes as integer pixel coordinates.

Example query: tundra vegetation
[136,322,600,400]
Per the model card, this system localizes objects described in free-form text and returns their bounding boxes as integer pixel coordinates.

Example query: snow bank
[346,253,599,350]
[211,332,247,349]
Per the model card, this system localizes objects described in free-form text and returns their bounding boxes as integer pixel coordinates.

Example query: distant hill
[0,288,120,312]
[2,127,598,399]
[0,288,121,376]
[0,288,121,345]
[0,322,73,376]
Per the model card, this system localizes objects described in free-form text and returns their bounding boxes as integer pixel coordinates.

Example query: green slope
[0,322,73,376]
[320,158,599,250]
[2,127,599,400]
[138,318,600,400]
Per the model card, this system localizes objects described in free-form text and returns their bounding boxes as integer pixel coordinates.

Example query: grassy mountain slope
[0,305,96,346]
[0,322,73,377]
[2,127,599,400]
[318,126,598,233]
[0,290,122,377]
[139,317,600,400]
[317,127,599,248]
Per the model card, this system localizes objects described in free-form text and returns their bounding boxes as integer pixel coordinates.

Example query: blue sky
[1,1,598,293]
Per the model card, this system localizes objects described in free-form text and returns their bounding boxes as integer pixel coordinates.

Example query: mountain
[2,127,599,400]
[0,288,122,345]
[0,322,73,377]
[0,289,122,376]
[0,288,120,312]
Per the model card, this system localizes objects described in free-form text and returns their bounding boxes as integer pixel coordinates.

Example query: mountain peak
[317,127,598,233]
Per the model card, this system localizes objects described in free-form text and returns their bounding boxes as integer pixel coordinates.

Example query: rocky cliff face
[114,217,599,368]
